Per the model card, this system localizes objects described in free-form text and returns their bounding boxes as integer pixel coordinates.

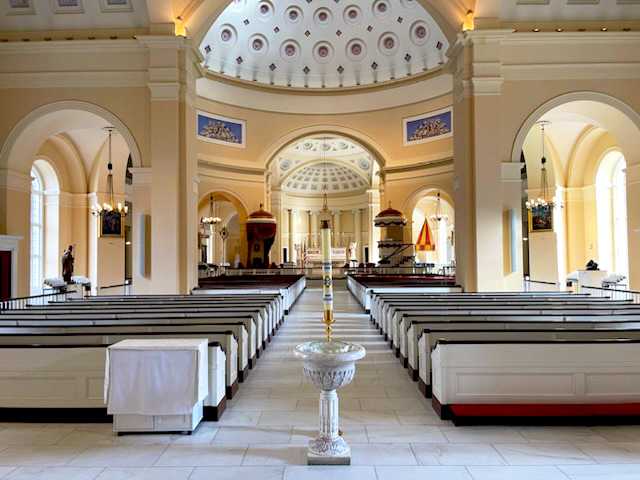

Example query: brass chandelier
[90,127,128,218]
[525,120,558,211]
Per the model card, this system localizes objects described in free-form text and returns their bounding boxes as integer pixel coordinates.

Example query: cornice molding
[195,73,453,115]
[0,71,147,89]
[198,159,265,176]
[382,156,454,176]
[501,162,524,182]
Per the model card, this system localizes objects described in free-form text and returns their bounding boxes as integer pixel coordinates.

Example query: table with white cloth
[105,338,209,433]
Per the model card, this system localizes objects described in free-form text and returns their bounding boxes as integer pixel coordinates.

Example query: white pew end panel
[431,340,640,425]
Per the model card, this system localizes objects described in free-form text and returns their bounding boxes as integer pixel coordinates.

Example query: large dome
[200,0,449,90]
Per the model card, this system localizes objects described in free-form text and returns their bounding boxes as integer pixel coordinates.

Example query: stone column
[271,190,283,264]
[367,189,381,264]
[353,209,362,262]
[450,30,510,291]
[333,210,341,247]
[137,35,189,294]
[307,210,313,251]
[288,208,294,263]
[311,211,319,248]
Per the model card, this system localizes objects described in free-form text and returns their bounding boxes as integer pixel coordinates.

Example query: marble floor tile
[411,443,505,466]
[191,466,284,480]
[2,467,103,480]
[0,428,75,447]
[518,427,608,444]
[591,426,640,443]
[0,446,86,466]
[558,464,640,479]
[575,443,640,464]
[441,427,528,444]
[154,444,247,467]
[0,468,15,479]
[350,443,418,465]
[365,425,447,443]
[242,444,307,465]
[215,410,261,427]
[69,445,167,467]
[495,444,595,466]
[214,426,292,444]
[466,465,570,480]
[376,466,473,480]
[283,466,376,480]
[93,467,193,480]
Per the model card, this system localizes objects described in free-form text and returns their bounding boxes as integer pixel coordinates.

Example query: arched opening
[267,134,382,266]
[0,101,141,296]
[513,93,640,288]
[197,191,248,270]
[412,192,455,269]
[596,150,628,280]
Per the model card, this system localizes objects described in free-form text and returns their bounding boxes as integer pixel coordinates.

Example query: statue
[62,245,74,283]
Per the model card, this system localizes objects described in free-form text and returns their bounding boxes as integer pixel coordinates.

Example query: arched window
[596,150,628,279]
[30,168,44,294]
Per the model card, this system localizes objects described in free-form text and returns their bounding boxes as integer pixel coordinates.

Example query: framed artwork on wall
[197,111,246,148]
[100,211,123,237]
[403,107,453,146]
[528,206,553,233]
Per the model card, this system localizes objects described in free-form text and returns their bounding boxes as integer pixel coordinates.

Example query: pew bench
[0,342,227,422]
[431,339,640,425]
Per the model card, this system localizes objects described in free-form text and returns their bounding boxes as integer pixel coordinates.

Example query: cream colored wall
[452,29,640,291]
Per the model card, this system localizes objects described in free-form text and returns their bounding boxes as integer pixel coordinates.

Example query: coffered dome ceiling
[199,0,449,89]
[274,137,375,195]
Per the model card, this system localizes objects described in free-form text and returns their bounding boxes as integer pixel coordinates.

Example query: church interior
[1,0,640,478]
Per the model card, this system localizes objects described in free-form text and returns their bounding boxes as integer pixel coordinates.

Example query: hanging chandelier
[526,120,558,211]
[91,127,128,218]
[201,194,221,233]
[429,191,448,223]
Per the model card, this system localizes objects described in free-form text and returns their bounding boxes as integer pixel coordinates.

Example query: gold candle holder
[320,219,335,341]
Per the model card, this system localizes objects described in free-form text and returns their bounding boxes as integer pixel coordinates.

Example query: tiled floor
[2,285,640,479]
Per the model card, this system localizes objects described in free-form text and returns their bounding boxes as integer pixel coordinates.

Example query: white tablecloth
[105,339,208,416]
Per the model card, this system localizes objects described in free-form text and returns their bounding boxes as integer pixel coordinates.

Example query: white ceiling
[275,136,375,195]
[199,0,449,89]
[0,0,149,31]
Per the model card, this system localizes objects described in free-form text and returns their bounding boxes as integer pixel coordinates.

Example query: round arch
[280,157,371,187]
[402,185,454,220]
[198,189,249,221]
[511,91,640,165]
[261,126,389,172]
[0,100,143,175]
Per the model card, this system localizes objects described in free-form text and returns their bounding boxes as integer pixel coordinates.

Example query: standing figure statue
[62,245,74,284]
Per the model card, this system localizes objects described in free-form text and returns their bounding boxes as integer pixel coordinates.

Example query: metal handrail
[0,291,69,311]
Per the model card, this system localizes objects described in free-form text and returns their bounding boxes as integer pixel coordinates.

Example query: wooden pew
[0,312,254,381]
[417,324,640,397]
[431,339,640,425]
[0,325,241,399]
[0,342,227,422]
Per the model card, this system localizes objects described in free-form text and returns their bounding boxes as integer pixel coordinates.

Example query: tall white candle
[320,219,334,340]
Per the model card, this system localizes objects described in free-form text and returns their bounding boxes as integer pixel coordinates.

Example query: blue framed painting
[197,111,246,148]
[403,107,453,146]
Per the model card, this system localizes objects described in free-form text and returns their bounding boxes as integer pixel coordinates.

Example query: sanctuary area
[1,0,640,479]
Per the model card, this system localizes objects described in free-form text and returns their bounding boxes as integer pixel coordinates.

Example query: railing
[201,265,455,280]
[523,279,562,292]
[524,278,640,303]
[0,290,69,311]
[97,279,132,296]
[579,285,640,303]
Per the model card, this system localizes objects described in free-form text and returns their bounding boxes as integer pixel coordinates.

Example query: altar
[304,247,347,266]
